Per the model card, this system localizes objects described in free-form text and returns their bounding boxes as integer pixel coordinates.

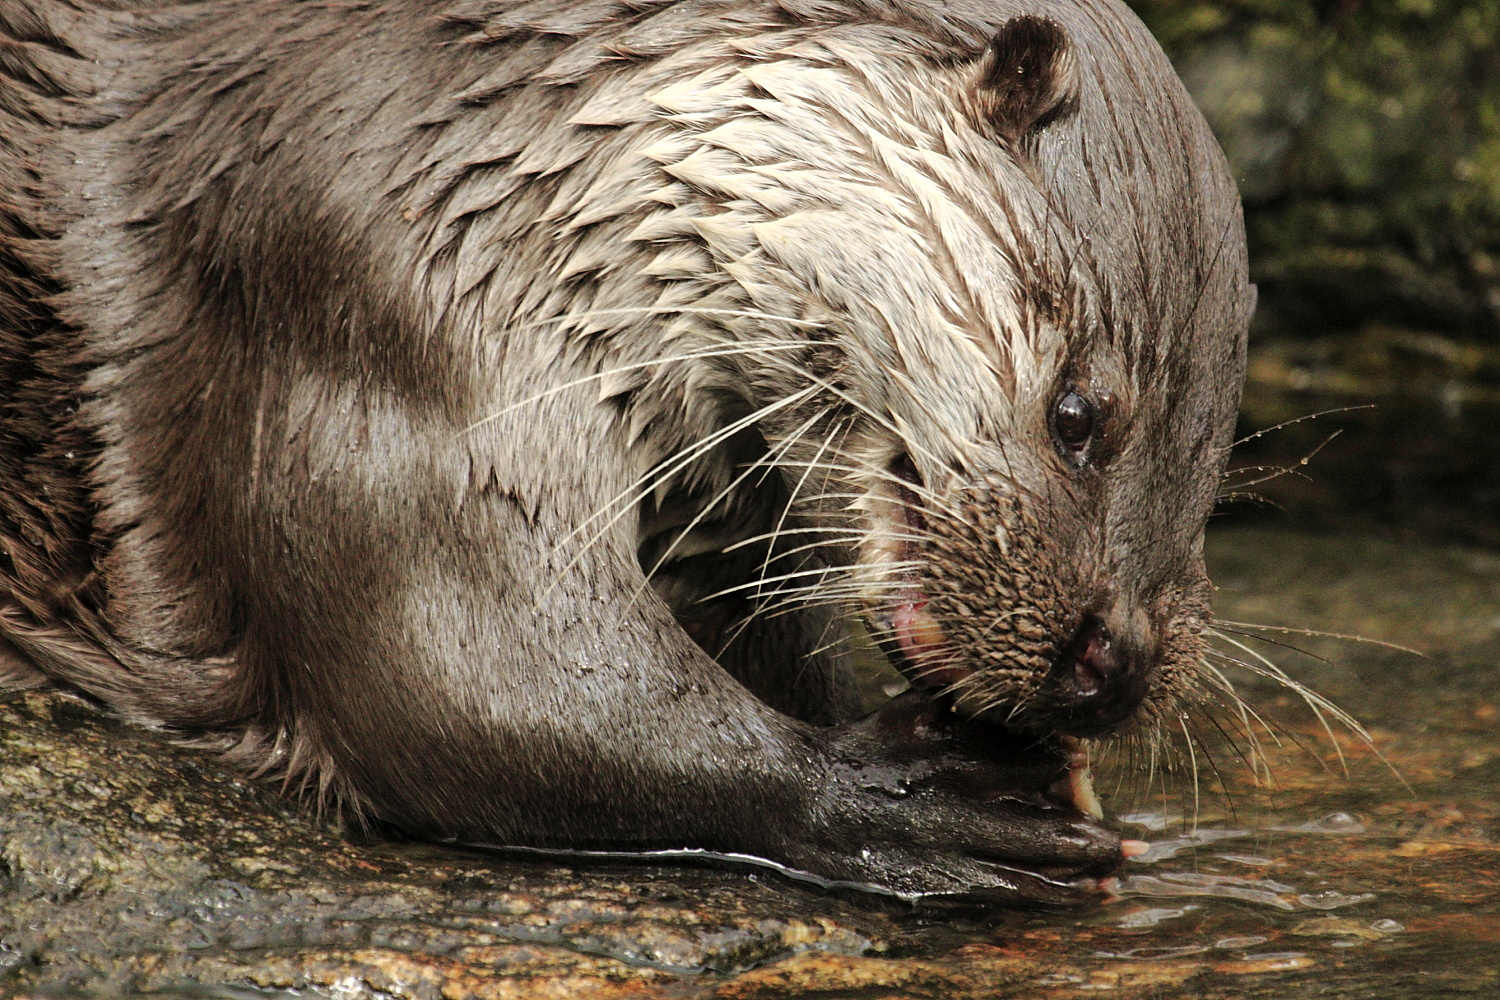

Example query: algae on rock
[1131,0,1500,341]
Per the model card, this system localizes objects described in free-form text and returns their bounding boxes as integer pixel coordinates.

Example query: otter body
[0,0,1251,904]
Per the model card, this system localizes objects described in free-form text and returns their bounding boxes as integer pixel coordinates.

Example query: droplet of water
[1100,945,1212,961]
[1127,829,1250,864]
[1119,812,1176,832]
[1036,973,1084,985]
[1370,918,1405,933]
[1240,951,1309,967]
[1117,873,1296,910]
[1284,812,1365,834]
[1298,889,1375,910]
[1214,935,1269,950]
[1118,906,1194,928]
[1217,853,1274,867]
[1163,872,1296,893]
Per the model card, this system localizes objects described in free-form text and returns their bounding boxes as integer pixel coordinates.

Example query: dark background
[1128,0,1500,547]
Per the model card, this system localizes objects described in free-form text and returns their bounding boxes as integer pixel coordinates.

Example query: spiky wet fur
[1,0,1252,830]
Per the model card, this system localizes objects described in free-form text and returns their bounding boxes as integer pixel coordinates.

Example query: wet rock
[0,690,898,997]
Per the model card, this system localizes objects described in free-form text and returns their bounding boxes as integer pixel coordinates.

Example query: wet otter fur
[0,0,1251,904]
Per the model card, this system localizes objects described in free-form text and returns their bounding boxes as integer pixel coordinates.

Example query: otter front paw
[788,692,1125,907]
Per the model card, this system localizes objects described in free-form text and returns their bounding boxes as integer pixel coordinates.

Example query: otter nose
[1059,616,1149,735]
[1070,623,1117,696]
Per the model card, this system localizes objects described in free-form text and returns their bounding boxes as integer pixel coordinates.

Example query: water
[886,525,1500,998]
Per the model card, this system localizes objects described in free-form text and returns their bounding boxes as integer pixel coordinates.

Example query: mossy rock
[1129,0,1500,341]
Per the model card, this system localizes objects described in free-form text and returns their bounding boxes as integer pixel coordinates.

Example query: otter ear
[968,15,1079,146]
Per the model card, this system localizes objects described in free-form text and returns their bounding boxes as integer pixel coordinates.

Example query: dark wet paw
[788,691,1124,907]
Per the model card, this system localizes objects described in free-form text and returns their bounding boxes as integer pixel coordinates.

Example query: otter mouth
[875,458,974,690]
[879,593,1116,828]
[869,459,1116,826]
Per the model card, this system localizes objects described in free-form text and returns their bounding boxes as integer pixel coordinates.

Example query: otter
[0,0,1251,906]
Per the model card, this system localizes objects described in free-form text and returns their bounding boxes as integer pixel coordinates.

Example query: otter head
[628,10,1252,744]
[838,14,1250,742]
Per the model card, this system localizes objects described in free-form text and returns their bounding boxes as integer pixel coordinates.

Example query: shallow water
[885,525,1500,998]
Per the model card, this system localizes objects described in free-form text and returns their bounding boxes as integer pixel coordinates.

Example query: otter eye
[1053,391,1094,451]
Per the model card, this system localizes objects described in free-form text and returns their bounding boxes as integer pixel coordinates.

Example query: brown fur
[0,0,1251,904]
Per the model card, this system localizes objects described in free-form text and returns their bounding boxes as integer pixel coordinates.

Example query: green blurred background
[1128,0,1500,546]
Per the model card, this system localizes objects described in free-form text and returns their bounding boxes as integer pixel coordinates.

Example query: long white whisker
[750,351,972,524]
[1230,405,1375,448]
[1207,631,1407,790]
[1209,631,1362,769]
[1219,430,1343,490]
[459,341,806,437]
[1178,713,1201,830]
[698,562,925,605]
[753,416,847,624]
[536,384,821,607]
[1202,647,1350,780]
[735,535,866,565]
[1196,659,1281,777]
[707,418,852,653]
[738,579,928,621]
[769,456,968,524]
[719,525,872,553]
[1214,620,1423,657]
[640,406,830,582]
[695,565,841,605]
[517,304,831,332]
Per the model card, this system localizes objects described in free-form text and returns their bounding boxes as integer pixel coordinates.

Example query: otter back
[0,0,1251,905]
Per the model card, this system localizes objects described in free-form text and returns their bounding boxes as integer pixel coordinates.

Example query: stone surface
[0,689,903,997]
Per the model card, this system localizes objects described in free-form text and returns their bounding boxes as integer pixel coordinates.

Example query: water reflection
[894,525,1499,998]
